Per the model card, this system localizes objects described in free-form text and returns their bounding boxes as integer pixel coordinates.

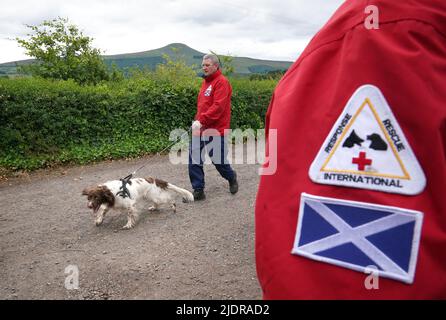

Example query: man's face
[202,58,218,77]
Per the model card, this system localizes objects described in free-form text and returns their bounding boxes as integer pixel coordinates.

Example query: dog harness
[116,174,132,199]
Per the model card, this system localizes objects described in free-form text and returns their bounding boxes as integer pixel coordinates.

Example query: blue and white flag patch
[292,193,423,284]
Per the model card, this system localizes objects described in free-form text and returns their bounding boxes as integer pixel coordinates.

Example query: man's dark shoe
[193,189,206,201]
[229,172,239,194]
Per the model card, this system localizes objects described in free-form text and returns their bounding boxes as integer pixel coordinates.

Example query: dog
[82,177,194,229]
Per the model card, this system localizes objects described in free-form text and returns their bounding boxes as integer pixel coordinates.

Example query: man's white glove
[192,120,202,130]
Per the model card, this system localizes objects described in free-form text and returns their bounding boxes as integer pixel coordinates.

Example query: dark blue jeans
[189,135,235,191]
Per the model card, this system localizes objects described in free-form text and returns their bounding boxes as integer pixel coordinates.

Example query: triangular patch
[309,85,426,195]
[204,85,212,96]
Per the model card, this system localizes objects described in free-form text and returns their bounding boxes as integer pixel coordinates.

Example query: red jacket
[195,69,232,136]
[256,0,446,299]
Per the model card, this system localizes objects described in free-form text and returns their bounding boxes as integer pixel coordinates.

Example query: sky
[0,0,345,64]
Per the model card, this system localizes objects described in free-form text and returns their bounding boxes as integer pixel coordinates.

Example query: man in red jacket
[255,0,446,299]
[189,54,238,201]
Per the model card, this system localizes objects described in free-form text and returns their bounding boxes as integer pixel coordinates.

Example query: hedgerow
[0,74,276,171]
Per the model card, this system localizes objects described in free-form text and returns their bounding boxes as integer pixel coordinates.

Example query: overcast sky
[0,0,344,64]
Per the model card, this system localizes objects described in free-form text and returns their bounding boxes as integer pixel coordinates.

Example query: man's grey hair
[203,54,220,68]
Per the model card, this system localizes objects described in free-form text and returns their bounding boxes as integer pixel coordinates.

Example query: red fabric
[195,69,232,136]
[255,0,446,299]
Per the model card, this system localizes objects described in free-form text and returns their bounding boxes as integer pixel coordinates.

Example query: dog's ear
[82,187,93,196]
[99,186,115,207]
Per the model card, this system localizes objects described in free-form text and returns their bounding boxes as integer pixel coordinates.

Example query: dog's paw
[95,220,103,226]
[148,206,157,211]
[122,223,134,230]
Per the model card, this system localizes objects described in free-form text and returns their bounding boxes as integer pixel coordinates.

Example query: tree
[108,62,125,82]
[154,51,199,86]
[16,17,109,85]
[210,50,235,77]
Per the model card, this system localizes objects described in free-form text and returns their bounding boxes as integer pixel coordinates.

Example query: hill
[0,43,292,77]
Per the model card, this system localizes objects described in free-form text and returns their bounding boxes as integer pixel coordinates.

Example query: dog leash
[116,127,192,199]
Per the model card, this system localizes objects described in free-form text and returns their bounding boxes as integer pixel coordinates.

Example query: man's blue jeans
[188,135,235,191]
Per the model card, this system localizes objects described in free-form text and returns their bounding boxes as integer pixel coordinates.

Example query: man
[189,54,238,201]
[255,0,446,299]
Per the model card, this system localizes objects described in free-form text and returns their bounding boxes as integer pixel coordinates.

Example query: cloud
[0,0,344,63]
[0,4,60,39]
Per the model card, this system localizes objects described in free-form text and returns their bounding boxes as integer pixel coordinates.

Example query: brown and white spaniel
[82,177,193,229]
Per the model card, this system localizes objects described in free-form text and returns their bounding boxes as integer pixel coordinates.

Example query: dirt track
[0,145,263,299]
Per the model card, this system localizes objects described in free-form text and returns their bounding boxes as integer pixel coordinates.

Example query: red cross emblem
[352,152,372,171]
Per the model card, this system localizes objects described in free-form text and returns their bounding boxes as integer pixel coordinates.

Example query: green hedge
[0,77,276,171]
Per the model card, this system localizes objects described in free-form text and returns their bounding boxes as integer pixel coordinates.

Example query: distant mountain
[0,43,293,77]
[0,59,34,77]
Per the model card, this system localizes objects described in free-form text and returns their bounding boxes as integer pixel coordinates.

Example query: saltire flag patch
[309,84,426,195]
[292,193,423,284]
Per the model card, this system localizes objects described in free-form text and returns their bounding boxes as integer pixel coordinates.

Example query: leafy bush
[0,72,277,171]
[16,18,110,85]
[231,78,276,129]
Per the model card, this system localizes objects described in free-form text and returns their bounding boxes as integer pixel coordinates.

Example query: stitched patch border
[309,84,426,195]
[292,193,423,284]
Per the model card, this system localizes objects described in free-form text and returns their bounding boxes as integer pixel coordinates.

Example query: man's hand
[192,120,202,130]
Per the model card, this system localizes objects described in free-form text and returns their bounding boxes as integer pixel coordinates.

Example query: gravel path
[0,144,262,299]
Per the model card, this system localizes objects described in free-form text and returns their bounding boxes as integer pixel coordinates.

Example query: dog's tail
[167,183,194,203]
